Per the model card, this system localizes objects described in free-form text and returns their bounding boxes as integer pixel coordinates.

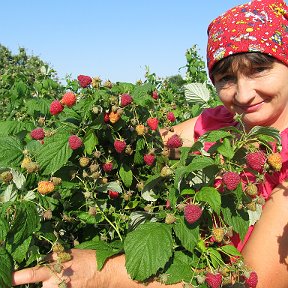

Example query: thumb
[12,266,52,286]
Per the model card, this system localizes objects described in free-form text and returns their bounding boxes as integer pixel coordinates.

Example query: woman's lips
[238,101,264,113]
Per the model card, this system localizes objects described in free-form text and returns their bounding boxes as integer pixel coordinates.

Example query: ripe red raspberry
[184,204,202,224]
[108,190,119,199]
[104,112,110,123]
[31,128,45,140]
[61,92,76,107]
[68,135,83,150]
[102,161,113,172]
[77,75,92,88]
[147,117,159,130]
[50,100,64,115]
[167,112,176,122]
[152,90,159,100]
[205,272,222,288]
[114,139,127,153]
[166,134,183,149]
[245,271,258,288]
[222,171,241,191]
[246,151,267,172]
[120,93,133,107]
[143,153,155,166]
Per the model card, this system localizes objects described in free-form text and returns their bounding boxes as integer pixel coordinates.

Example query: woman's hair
[210,52,277,79]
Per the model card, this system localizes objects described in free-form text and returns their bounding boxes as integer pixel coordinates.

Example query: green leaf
[221,197,249,241]
[96,181,122,194]
[0,136,23,167]
[165,251,193,284]
[196,187,221,215]
[124,222,173,281]
[200,129,232,143]
[8,201,40,246]
[119,164,133,188]
[0,121,33,136]
[36,132,72,175]
[207,247,223,268]
[186,156,215,172]
[76,240,123,270]
[173,216,199,253]
[8,236,32,263]
[174,166,187,189]
[219,245,242,257]
[184,83,210,105]
[0,217,9,241]
[11,169,26,190]
[76,212,103,224]
[0,247,13,288]
[247,126,281,144]
[25,98,50,116]
[84,130,98,155]
[216,137,234,159]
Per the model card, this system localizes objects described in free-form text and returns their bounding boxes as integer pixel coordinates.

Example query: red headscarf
[207,0,288,76]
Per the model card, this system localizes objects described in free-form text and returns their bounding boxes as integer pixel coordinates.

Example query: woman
[12,0,288,287]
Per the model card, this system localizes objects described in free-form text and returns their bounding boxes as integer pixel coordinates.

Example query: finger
[12,266,52,285]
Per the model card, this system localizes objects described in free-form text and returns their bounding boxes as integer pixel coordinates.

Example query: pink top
[194,105,288,251]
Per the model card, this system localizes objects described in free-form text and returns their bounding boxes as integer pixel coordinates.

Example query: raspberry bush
[0,45,283,288]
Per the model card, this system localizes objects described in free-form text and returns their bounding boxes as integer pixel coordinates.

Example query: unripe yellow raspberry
[37,181,55,195]
[135,124,145,136]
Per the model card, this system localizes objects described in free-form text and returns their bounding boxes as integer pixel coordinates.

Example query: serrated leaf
[124,222,173,281]
[184,83,210,105]
[96,181,122,194]
[186,156,215,172]
[134,151,143,165]
[174,166,188,189]
[196,187,221,214]
[84,130,98,155]
[36,132,72,175]
[11,169,26,189]
[8,236,32,263]
[173,216,199,253]
[0,217,9,241]
[248,203,262,226]
[200,129,232,143]
[76,212,103,224]
[25,98,50,115]
[76,240,123,270]
[221,197,249,241]
[3,184,17,202]
[129,211,153,230]
[165,251,193,284]
[216,137,234,159]
[247,126,281,144]
[141,189,158,202]
[0,136,23,167]
[8,201,40,246]
[219,245,242,257]
[207,248,223,268]
[0,247,13,288]
[0,121,33,136]
[119,164,133,188]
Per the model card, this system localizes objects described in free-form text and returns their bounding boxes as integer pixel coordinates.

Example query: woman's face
[213,60,288,131]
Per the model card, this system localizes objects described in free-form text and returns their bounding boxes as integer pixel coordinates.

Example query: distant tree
[0,44,63,120]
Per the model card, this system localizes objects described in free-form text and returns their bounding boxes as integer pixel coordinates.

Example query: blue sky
[1,1,247,83]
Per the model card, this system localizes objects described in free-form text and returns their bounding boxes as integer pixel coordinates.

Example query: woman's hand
[12,249,99,288]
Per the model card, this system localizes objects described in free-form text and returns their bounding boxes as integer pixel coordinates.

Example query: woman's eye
[214,75,234,85]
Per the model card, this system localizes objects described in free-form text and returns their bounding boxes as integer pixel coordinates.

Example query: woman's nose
[234,77,255,104]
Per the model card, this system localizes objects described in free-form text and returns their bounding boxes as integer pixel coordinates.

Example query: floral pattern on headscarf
[206,0,288,76]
